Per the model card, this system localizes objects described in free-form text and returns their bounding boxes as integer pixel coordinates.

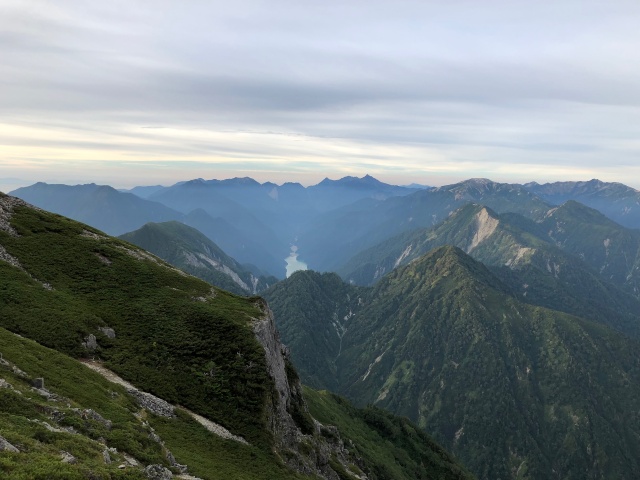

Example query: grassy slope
[0,202,273,448]
[304,387,474,480]
[0,326,308,480]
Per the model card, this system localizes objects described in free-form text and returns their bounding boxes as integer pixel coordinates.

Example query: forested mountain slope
[268,247,640,479]
[339,203,640,337]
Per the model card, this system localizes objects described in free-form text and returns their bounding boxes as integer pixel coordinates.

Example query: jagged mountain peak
[464,177,494,185]
[186,177,206,184]
[353,245,515,308]
[445,178,513,194]
[528,178,640,196]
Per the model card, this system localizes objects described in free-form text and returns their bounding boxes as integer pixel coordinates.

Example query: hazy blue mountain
[140,174,420,274]
[148,174,417,217]
[149,179,289,273]
[306,174,419,212]
[296,178,551,272]
[525,179,640,229]
[269,247,640,480]
[120,184,166,198]
[10,182,181,235]
[183,208,284,277]
[119,221,278,294]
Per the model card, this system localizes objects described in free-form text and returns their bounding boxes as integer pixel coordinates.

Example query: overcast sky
[2,0,640,191]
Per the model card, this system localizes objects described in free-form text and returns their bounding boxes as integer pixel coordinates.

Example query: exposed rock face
[0,194,27,237]
[60,451,77,464]
[0,244,22,270]
[252,300,368,480]
[144,464,173,480]
[128,390,175,418]
[252,301,299,449]
[0,435,19,453]
[467,207,499,253]
[98,327,116,339]
[75,408,113,429]
[82,334,98,351]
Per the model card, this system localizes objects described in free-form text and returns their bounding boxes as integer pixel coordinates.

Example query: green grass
[0,326,319,479]
[0,327,164,479]
[149,410,312,480]
[304,387,474,480]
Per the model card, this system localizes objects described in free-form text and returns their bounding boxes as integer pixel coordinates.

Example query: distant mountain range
[526,179,640,229]
[11,175,420,277]
[11,176,640,279]
[339,202,640,337]
[10,182,181,236]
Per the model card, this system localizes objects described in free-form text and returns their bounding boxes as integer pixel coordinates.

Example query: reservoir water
[285,245,308,278]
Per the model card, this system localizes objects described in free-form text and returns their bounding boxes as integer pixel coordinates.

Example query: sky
[2,0,640,192]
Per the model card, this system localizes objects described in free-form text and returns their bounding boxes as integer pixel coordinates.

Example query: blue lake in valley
[285,245,308,277]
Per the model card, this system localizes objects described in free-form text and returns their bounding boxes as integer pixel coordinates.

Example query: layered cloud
[2,0,640,187]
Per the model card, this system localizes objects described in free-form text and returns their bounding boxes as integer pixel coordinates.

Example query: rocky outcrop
[60,451,78,464]
[0,435,19,453]
[99,326,116,338]
[144,464,173,480]
[251,300,368,480]
[0,244,22,270]
[0,193,27,237]
[252,301,299,449]
[128,390,175,418]
[82,334,98,351]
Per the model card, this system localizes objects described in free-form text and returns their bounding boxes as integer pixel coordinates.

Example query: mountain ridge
[119,221,278,295]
